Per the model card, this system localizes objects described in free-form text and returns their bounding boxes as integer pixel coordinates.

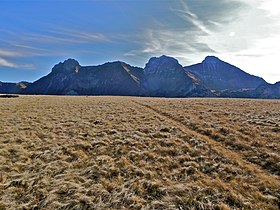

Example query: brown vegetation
[0,96,279,209]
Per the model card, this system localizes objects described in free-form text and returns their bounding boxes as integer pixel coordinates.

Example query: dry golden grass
[0,96,279,209]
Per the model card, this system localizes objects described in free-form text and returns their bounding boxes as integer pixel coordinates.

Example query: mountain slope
[185,56,267,90]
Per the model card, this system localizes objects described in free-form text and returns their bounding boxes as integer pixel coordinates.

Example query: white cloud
[259,0,280,16]
[0,50,20,57]
[0,58,17,68]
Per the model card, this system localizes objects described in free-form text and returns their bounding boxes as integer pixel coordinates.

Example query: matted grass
[0,96,279,209]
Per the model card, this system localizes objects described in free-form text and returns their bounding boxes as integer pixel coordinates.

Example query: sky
[0,0,280,83]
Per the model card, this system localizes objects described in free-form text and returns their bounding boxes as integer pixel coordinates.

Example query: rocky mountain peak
[144,55,181,74]
[51,58,80,74]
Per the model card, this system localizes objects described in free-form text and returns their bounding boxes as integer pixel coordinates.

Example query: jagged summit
[51,58,80,74]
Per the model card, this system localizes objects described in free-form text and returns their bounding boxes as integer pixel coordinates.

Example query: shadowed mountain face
[23,56,211,97]
[24,59,144,96]
[0,81,30,94]
[1,55,279,98]
[185,56,267,90]
[142,55,210,97]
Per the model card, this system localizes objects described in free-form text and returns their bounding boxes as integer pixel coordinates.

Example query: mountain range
[0,55,279,99]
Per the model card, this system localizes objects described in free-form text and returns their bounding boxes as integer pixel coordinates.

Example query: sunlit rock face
[185,56,267,90]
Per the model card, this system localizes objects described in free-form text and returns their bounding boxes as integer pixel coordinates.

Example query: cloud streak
[171,0,211,35]
[0,57,35,69]
[0,48,36,69]
[0,58,17,68]
[22,30,109,44]
[0,50,21,57]
[0,27,111,71]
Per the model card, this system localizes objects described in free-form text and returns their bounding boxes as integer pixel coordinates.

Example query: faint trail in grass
[133,100,280,187]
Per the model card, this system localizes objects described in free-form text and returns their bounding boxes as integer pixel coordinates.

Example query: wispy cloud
[124,0,280,71]
[0,57,35,69]
[0,49,21,57]
[124,0,219,64]
[0,48,37,69]
[0,27,111,70]
[21,28,109,45]
[171,0,211,35]
[0,58,17,68]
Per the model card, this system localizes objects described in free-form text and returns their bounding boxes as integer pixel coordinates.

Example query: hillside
[0,96,279,209]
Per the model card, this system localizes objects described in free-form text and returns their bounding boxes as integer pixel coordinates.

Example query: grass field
[0,96,279,209]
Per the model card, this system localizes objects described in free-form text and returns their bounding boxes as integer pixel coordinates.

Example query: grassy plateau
[0,96,279,210]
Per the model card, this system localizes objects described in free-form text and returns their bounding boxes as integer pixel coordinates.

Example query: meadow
[0,96,279,209]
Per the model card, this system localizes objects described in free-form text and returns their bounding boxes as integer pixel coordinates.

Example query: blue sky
[1,0,280,83]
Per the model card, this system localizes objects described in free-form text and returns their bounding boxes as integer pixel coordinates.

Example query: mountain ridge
[1,55,279,99]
